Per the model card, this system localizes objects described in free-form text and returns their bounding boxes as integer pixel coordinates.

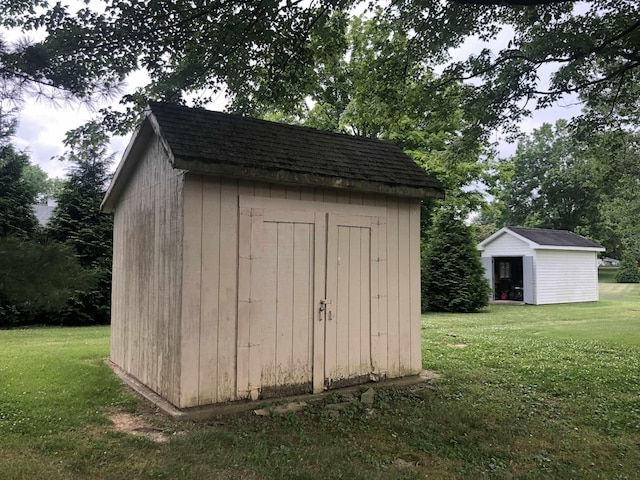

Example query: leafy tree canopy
[261,14,494,213]
[3,0,640,137]
[389,0,640,132]
[497,119,601,232]
[487,119,640,260]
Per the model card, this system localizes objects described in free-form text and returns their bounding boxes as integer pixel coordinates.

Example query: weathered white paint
[110,136,183,406]
[110,149,424,408]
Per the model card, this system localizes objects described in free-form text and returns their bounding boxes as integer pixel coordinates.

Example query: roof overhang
[534,245,606,252]
[172,157,444,199]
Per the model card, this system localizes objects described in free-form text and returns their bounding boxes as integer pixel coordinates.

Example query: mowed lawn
[1,274,639,479]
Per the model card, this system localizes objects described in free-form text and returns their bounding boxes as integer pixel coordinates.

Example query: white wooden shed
[477,227,605,305]
[101,102,444,409]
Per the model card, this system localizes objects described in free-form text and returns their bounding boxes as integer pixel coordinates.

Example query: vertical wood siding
[110,137,183,406]
[116,167,422,408]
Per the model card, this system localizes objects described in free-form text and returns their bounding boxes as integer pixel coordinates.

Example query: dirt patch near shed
[109,411,169,443]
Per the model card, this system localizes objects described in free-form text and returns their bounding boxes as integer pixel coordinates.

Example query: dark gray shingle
[509,227,604,249]
[147,102,443,197]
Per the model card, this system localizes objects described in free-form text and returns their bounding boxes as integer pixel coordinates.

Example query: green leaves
[0,145,38,238]
[0,237,93,324]
[422,205,490,313]
[492,120,640,260]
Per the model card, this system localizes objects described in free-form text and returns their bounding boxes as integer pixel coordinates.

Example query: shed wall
[535,250,599,304]
[480,233,533,257]
[110,136,184,406]
[179,175,422,408]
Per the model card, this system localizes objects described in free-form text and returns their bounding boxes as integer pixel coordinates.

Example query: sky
[6,15,583,181]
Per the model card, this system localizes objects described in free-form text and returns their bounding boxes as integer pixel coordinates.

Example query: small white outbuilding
[101,102,444,410]
[477,227,605,305]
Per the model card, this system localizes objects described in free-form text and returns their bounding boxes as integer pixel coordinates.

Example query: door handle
[320,299,332,321]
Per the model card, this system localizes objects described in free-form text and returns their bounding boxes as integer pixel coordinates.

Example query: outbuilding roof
[507,227,604,249]
[101,102,444,212]
[478,226,605,252]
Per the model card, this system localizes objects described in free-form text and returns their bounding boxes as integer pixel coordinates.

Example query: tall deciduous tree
[491,121,639,260]
[497,120,601,234]
[262,14,493,214]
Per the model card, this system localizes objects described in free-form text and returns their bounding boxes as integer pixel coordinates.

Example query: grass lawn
[1,277,639,479]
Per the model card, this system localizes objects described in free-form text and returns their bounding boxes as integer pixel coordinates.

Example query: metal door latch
[319,299,332,321]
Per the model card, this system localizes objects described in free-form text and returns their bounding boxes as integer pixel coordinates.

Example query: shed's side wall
[480,233,533,257]
[110,137,184,406]
[535,250,599,304]
[179,175,422,408]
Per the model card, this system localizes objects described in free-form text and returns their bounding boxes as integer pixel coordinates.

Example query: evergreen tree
[0,144,39,238]
[422,205,489,313]
[0,111,92,326]
[46,122,113,324]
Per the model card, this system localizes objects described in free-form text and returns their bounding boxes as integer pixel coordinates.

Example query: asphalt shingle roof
[147,102,443,197]
[508,227,604,249]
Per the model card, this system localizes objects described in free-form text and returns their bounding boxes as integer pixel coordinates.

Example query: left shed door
[237,208,321,400]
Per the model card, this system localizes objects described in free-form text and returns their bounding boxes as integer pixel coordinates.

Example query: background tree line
[0,109,113,327]
[1,0,638,321]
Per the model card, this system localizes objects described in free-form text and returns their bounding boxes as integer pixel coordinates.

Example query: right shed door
[323,213,382,389]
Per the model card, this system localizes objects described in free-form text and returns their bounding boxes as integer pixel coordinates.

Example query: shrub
[615,256,640,283]
[422,205,489,313]
[0,237,93,327]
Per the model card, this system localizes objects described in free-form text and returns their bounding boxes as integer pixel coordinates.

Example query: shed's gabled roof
[101,102,444,212]
[507,227,604,249]
[478,226,605,252]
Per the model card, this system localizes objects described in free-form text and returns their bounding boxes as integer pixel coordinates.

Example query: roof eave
[100,119,154,213]
[174,157,445,199]
[534,245,606,252]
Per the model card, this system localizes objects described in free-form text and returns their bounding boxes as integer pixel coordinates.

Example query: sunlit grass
[1,280,640,479]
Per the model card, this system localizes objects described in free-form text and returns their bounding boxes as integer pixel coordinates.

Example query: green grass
[1,280,639,479]
[598,266,618,283]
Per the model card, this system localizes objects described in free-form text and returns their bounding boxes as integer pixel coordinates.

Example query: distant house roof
[101,102,444,212]
[478,226,605,252]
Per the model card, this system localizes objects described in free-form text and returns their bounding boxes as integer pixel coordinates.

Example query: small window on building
[499,261,511,279]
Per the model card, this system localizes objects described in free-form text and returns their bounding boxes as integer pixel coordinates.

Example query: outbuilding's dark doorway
[493,257,524,301]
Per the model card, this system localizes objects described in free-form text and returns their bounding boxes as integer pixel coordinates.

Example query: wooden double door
[237,198,385,399]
